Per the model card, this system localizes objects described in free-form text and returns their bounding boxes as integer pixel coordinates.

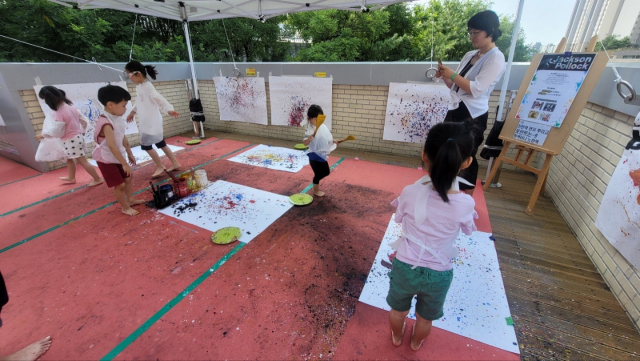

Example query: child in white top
[124,61,181,178]
[93,85,145,216]
[387,122,477,351]
[302,105,338,197]
[34,86,103,186]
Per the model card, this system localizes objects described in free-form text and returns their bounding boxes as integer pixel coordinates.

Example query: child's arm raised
[102,125,133,176]
[303,135,314,146]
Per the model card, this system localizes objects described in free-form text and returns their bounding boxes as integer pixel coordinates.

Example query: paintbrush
[338,135,356,143]
[312,114,326,137]
[164,169,181,183]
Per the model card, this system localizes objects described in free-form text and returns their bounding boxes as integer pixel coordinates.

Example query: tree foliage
[595,35,633,52]
[0,0,534,64]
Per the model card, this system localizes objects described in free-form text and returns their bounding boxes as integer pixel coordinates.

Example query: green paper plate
[289,193,313,206]
[294,143,308,150]
[185,139,201,145]
[211,227,241,245]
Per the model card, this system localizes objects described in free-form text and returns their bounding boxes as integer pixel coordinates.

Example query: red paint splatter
[630,167,640,205]
[288,96,308,127]
[249,200,256,204]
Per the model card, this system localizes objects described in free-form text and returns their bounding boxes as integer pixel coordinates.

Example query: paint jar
[174,180,190,198]
[194,169,209,188]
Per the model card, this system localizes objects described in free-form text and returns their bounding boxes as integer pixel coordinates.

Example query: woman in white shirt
[436,10,506,195]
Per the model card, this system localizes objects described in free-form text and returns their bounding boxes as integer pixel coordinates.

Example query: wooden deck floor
[485,170,640,360]
[195,131,640,360]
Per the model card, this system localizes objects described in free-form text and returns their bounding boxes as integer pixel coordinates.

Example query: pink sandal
[391,320,406,347]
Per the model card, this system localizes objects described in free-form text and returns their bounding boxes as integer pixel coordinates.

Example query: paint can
[174,178,190,198]
[194,169,209,188]
[154,184,174,208]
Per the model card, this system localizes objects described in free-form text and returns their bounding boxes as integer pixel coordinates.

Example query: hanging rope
[0,34,122,73]
[221,18,240,76]
[129,14,138,62]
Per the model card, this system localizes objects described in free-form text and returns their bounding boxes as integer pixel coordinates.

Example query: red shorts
[97,162,129,188]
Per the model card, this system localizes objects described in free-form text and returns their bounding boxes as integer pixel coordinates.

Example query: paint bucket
[154,184,174,208]
[194,169,209,188]
[174,179,190,198]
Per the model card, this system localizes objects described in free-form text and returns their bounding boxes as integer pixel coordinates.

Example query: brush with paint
[312,114,326,137]
[337,135,357,143]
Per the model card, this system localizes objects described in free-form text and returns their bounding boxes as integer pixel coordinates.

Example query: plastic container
[195,169,209,188]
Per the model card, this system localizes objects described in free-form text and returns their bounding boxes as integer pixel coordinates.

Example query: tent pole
[496,0,524,123]
[180,2,205,138]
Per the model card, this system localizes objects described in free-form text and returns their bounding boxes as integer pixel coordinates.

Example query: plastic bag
[35,138,66,162]
[35,113,66,162]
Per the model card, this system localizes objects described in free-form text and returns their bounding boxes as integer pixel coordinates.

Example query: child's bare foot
[151,167,165,178]
[168,163,181,172]
[313,191,325,197]
[122,207,139,216]
[88,179,103,187]
[59,177,76,184]
[128,199,146,207]
[2,336,52,361]
[410,324,424,351]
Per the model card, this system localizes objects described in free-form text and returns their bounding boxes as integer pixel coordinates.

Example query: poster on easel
[515,53,595,128]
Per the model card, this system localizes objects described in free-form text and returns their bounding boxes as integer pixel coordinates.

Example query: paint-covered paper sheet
[34,82,138,145]
[159,180,293,244]
[596,112,640,269]
[88,144,183,167]
[213,77,268,124]
[359,215,519,354]
[268,76,332,130]
[227,144,309,173]
[383,83,450,143]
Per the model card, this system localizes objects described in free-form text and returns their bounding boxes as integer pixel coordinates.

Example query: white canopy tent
[48,0,524,132]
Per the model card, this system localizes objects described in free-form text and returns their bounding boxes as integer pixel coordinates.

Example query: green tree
[595,35,633,51]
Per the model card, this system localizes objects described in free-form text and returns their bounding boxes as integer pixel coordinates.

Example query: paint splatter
[629,167,640,204]
[213,77,268,124]
[228,145,309,173]
[288,96,309,127]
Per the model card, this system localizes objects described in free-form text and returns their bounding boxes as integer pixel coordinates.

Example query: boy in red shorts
[93,85,145,216]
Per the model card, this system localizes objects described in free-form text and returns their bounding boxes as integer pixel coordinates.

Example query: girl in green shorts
[387,122,478,351]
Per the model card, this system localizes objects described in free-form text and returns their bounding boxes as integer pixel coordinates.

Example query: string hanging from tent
[0,34,122,74]
[129,14,138,62]
[221,18,241,76]
[425,18,438,80]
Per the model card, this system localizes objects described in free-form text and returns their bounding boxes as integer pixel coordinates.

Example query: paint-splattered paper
[268,76,332,130]
[213,77,268,124]
[595,112,640,269]
[359,215,519,354]
[227,144,309,173]
[159,180,293,244]
[383,83,450,143]
[87,144,183,167]
[34,82,138,145]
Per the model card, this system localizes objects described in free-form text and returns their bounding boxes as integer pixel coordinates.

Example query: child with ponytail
[124,61,181,178]
[386,122,478,351]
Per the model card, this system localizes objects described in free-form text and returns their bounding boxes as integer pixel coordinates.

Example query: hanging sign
[313,72,327,78]
[245,68,256,77]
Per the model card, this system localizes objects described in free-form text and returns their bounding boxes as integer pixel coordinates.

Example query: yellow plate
[289,193,313,206]
[211,227,241,245]
[185,139,201,145]
[294,143,308,150]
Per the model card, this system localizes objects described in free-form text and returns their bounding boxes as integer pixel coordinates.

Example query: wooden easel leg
[483,142,510,191]
[540,173,549,197]
[525,153,553,215]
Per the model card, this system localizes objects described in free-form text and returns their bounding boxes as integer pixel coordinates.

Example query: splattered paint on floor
[88,144,184,167]
[359,215,520,353]
[382,82,450,143]
[227,144,309,173]
[158,180,293,244]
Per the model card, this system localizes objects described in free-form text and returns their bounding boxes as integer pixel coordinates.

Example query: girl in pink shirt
[387,122,477,351]
[35,86,103,186]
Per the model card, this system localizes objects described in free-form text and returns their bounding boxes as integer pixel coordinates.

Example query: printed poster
[516,53,595,127]
[513,120,551,146]
[383,83,450,143]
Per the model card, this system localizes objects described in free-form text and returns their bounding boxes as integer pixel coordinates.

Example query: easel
[483,36,609,215]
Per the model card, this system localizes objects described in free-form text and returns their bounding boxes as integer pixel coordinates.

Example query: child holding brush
[302,105,337,197]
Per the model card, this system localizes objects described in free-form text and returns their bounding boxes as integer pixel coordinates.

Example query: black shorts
[141,139,167,151]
